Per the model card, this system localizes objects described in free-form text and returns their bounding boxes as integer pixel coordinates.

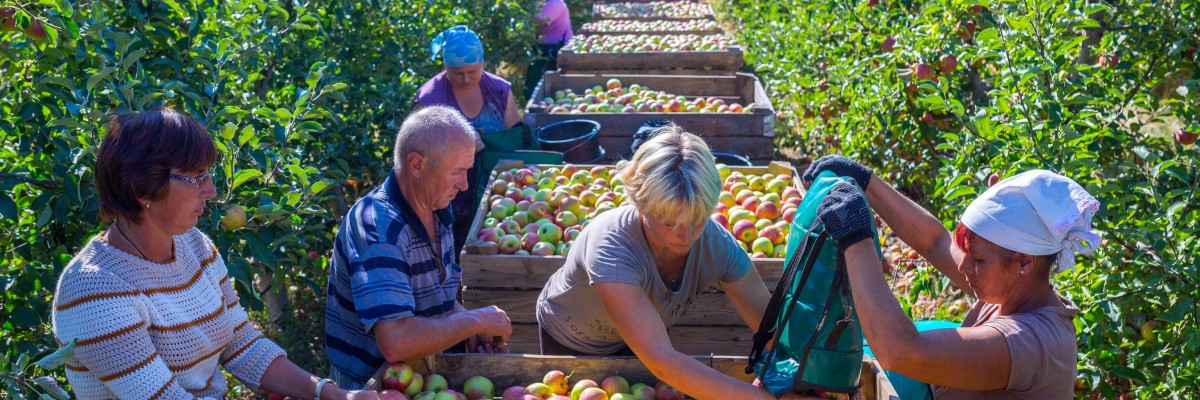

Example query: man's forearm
[374,311,478,362]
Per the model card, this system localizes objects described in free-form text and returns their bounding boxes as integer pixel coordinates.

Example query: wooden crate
[524,72,775,164]
[364,353,899,400]
[557,46,745,73]
[592,2,715,22]
[461,160,800,356]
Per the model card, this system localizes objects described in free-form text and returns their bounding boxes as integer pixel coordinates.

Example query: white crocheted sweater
[51,228,286,399]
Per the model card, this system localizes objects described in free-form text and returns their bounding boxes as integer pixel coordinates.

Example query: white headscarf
[960,170,1103,274]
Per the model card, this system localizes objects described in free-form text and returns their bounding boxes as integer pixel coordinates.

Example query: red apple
[543,370,570,395]
[527,383,554,400]
[577,388,608,400]
[760,225,785,245]
[755,201,779,221]
[881,36,895,52]
[711,213,729,229]
[653,381,683,400]
[569,380,599,400]
[498,234,522,254]
[600,376,629,397]
[914,63,935,80]
[957,21,976,41]
[521,232,541,252]
[939,54,958,73]
[732,219,758,244]
[503,386,529,400]
[382,362,415,391]
[1176,129,1198,145]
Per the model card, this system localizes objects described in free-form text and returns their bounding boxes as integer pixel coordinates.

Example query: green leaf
[230,169,263,191]
[286,164,310,187]
[32,376,70,400]
[237,125,255,146]
[0,191,17,220]
[275,108,293,121]
[944,186,975,201]
[310,179,330,195]
[295,120,323,134]
[121,49,147,71]
[86,67,117,92]
[11,306,42,327]
[33,340,75,370]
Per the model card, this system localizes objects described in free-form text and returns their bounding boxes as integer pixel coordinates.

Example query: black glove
[817,181,876,251]
[803,155,873,191]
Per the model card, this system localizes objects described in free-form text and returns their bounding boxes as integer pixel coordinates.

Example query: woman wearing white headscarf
[804,156,1101,399]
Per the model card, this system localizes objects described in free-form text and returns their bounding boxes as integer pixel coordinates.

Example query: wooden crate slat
[463,289,757,326]
[557,46,744,73]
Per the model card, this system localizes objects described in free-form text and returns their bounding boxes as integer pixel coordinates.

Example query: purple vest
[414,71,511,133]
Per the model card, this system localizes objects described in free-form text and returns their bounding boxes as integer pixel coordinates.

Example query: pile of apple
[580,19,720,33]
[565,34,733,53]
[474,164,627,256]
[381,361,689,400]
[595,1,713,19]
[712,165,802,259]
[535,79,754,114]
[475,162,800,260]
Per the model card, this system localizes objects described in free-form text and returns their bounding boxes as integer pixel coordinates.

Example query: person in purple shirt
[524,0,575,97]
[413,25,521,257]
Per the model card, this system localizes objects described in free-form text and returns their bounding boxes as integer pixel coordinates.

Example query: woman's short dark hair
[95,107,218,224]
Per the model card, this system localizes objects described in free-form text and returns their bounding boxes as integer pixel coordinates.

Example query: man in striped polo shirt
[325,106,512,388]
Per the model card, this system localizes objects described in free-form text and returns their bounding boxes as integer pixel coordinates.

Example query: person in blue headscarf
[412,25,521,259]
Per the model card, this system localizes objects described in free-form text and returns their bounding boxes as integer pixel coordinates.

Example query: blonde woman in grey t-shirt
[805,156,1100,399]
[536,126,792,400]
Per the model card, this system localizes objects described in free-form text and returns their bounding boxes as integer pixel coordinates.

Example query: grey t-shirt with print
[536,205,752,355]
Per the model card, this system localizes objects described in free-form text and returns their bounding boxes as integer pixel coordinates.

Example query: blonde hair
[616,125,721,226]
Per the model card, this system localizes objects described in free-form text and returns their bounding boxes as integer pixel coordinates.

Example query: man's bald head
[394,106,478,173]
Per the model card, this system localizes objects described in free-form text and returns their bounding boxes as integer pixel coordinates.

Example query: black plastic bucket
[536,120,602,163]
[713,152,752,166]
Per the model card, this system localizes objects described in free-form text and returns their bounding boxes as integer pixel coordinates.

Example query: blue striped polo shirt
[325,169,461,386]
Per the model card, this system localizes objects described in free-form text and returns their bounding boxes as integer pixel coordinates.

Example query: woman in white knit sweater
[51,107,379,399]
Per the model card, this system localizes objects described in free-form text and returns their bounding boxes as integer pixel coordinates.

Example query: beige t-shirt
[933,294,1078,399]
[536,205,752,355]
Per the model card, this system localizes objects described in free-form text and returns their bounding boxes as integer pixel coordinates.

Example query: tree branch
[0,172,61,190]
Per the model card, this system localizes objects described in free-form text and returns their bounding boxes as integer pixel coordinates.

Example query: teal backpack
[747,172,881,396]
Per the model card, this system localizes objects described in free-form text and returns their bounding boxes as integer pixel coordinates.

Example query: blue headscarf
[430,25,484,68]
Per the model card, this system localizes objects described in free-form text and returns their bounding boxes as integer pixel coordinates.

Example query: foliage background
[0,0,542,396]
[714,0,1198,397]
[2,0,1196,398]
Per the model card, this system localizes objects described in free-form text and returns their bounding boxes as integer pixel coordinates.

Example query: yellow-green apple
[556,241,573,256]
[483,217,499,228]
[747,176,765,191]
[556,210,579,228]
[760,192,781,205]
[774,244,786,258]
[521,233,541,252]
[571,171,591,185]
[492,179,508,195]
[580,190,598,207]
[752,237,775,257]
[220,204,247,230]
[590,166,610,179]
[548,396,571,400]
[610,395,633,400]
[513,211,530,226]
[550,191,570,207]
[728,208,755,228]
[538,223,564,243]
[503,386,528,400]
[607,78,622,90]
[425,374,448,393]
[543,370,570,395]
[1141,321,1158,343]
[462,376,493,400]
[715,163,731,181]
[717,191,736,208]
[764,178,788,194]
[570,380,599,400]
[535,189,553,203]
[600,376,629,397]
[773,220,790,236]
[403,374,425,397]
[653,381,683,400]
[755,219,773,231]
[732,219,758,243]
[531,242,556,256]
[734,189,754,205]
[629,383,655,400]
[538,177,555,190]
[592,177,609,188]
[755,201,779,220]
[522,187,537,201]
[564,227,582,241]
[578,387,608,400]
[527,383,554,399]
[498,234,522,254]
[434,390,465,400]
[382,362,415,391]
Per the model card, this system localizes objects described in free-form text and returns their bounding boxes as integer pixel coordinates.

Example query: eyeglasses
[169,169,215,190]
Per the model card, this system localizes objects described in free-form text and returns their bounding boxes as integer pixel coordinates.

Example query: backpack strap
[822,254,856,350]
[746,220,827,374]
[793,249,846,388]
